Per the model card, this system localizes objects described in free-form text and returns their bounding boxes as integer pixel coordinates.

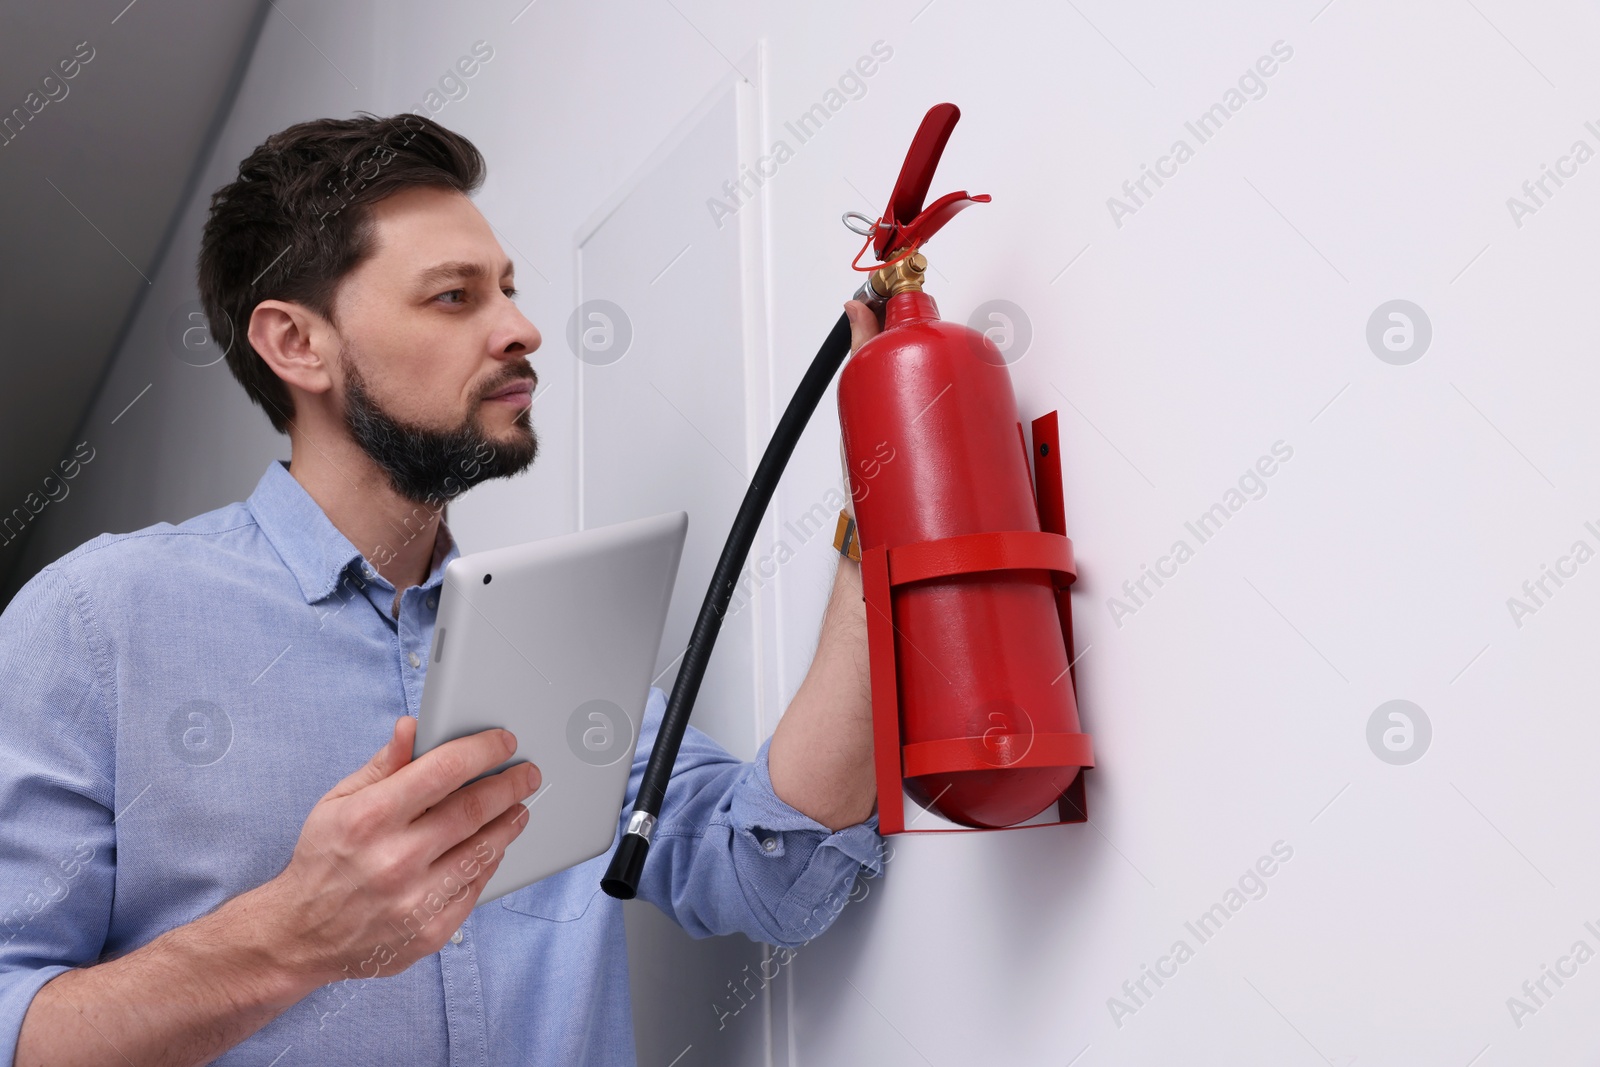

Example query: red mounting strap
[886,529,1075,589]
[903,732,1095,778]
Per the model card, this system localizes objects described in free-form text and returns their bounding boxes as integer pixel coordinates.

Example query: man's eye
[437,289,466,305]
[503,287,519,300]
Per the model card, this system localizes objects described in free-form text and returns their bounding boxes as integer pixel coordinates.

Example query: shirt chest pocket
[498,857,605,922]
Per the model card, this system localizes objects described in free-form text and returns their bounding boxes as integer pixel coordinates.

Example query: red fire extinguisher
[603,103,1091,899]
[839,103,1093,833]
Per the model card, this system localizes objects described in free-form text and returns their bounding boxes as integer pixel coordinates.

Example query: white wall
[20,0,1600,1063]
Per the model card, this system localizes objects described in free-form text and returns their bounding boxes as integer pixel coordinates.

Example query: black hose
[601,307,859,899]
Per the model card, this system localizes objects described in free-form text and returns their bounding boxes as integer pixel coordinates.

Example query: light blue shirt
[0,459,884,1066]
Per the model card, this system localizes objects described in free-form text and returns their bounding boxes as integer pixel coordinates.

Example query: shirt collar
[247,459,461,604]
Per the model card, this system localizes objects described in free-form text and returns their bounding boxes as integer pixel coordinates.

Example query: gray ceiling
[0,0,266,591]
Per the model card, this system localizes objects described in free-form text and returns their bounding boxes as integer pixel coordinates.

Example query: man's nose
[494,301,541,359]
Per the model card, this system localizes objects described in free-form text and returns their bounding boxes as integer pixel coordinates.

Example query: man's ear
[248,299,337,397]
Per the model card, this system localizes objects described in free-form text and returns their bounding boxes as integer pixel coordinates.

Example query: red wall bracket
[862,410,1092,835]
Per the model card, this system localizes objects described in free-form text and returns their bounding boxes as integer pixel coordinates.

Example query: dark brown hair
[198,112,485,433]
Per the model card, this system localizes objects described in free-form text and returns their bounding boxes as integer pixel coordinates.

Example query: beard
[341,346,539,505]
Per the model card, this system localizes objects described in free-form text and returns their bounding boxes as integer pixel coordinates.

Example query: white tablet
[414,510,687,906]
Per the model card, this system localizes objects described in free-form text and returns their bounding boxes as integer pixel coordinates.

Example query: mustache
[483,365,537,399]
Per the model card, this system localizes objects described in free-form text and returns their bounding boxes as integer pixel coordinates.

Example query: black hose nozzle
[601,830,649,900]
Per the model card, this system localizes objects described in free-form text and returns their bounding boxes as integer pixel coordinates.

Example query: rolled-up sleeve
[0,565,118,1062]
[628,686,885,949]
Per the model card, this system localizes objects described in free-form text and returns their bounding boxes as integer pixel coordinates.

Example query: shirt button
[408,652,421,668]
[450,927,463,944]
[761,837,777,852]
[426,596,437,610]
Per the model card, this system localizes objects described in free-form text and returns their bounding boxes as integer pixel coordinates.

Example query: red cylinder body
[839,290,1081,828]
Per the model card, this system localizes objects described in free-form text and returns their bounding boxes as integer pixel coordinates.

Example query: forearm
[16,881,320,1067]
[768,556,876,830]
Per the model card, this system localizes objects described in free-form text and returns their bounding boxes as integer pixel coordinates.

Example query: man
[0,113,885,1066]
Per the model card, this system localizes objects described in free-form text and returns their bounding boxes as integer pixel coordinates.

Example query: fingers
[373,727,520,820]
[844,300,881,355]
[325,715,417,800]
[428,793,532,904]
[413,759,541,865]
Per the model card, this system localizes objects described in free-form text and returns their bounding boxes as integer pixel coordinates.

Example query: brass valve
[849,248,929,319]
[871,249,928,298]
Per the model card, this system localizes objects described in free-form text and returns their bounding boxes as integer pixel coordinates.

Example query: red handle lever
[870,102,991,260]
